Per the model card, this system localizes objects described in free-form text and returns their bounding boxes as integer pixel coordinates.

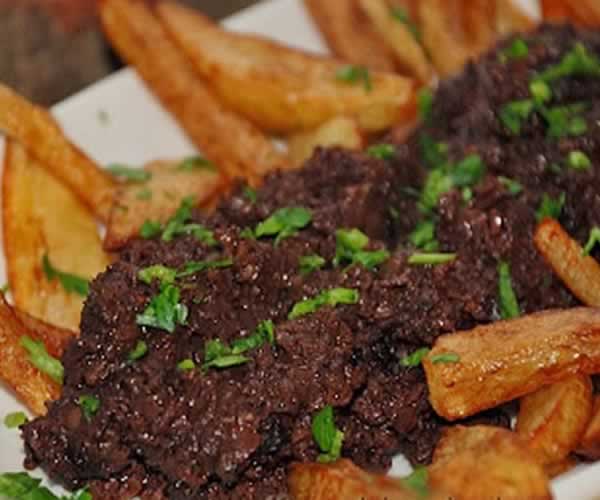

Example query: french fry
[534,218,600,307]
[541,0,574,22]
[156,1,417,134]
[429,426,552,500]
[516,374,593,465]
[544,457,577,478]
[0,84,115,222]
[13,308,75,360]
[104,158,224,250]
[2,140,111,331]
[99,0,288,183]
[357,0,432,83]
[578,395,600,459]
[287,117,364,168]
[302,0,398,73]
[461,0,497,55]
[494,0,536,35]
[0,294,61,416]
[423,307,600,421]
[566,0,600,27]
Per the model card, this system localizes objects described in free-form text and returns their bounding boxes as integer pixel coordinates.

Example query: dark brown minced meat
[22,23,600,499]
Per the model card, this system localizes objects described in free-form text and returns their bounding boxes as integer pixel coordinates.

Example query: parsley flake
[311,405,344,463]
[536,192,566,221]
[334,228,390,270]
[536,43,600,83]
[138,265,177,286]
[391,6,420,41]
[420,135,448,169]
[541,103,588,138]
[402,466,429,498]
[499,99,535,135]
[106,164,151,183]
[177,258,233,278]
[0,472,91,500]
[289,288,359,320]
[136,188,152,200]
[408,252,456,265]
[583,227,600,256]
[367,143,396,160]
[244,186,258,204]
[140,220,162,239]
[4,412,27,429]
[255,207,312,244]
[336,65,372,92]
[409,220,438,251]
[128,340,148,361]
[529,80,552,104]
[568,150,592,170]
[203,339,249,370]
[430,352,460,364]
[78,395,100,422]
[498,176,523,195]
[417,88,433,123]
[231,320,275,355]
[177,359,196,371]
[136,284,188,333]
[498,261,520,320]
[20,336,63,384]
[500,38,529,62]
[299,254,326,275]
[42,254,89,297]
[176,156,217,172]
[399,348,431,368]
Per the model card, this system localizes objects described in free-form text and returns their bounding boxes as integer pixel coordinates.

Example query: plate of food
[1,0,600,498]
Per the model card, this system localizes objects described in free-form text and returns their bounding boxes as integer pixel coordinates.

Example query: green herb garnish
[42,254,89,297]
[417,88,433,123]
[4,412,27,429]
[106,164,151,183]
[311,405,344,463]
[498,176,523,195]
[499,99,535,135]
[136,188,153,200]
[177,258,233,278]
[140,220,162,239]
[419,135,448,169]
[402,466,429,498]
[408,252,456,265]
[333,228,390,270]
[498,261,520,320]
[138,265,177,286]
[567,150,592,170]
[336,65,372,92]
[255,207,312,244]
[231,320,275,355]
[78,395,100,422]
[409,220,438,251]
[176,156,217,172]
[367,143,396,160]
[500,38,529,62]
[529,80,552,104]
[244,186,258,204]
[299,254,326,275]
[0,472,91,500]
[0,283,10,294]
[536,192,565,221]
[177,359,196,371]
[430,352,460,364]
[128,340,148,361]
[240,227,256,239]
[541,103,588,138]
[536,42,600,83]
[136,284,188,333]
[399,348,431,368]
[203,339,249,370]
[160,197,216,245]
[391,6,420,40]
[289,288,359,320]
[20,336,63,384]
[583,227,600,256]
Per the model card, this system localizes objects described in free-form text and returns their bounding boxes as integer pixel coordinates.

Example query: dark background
[0,0,258,106]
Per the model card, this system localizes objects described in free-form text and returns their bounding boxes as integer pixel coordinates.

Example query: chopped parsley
[177,359,196,371]
[500,38,529,62]
[536,43,600,83]
[177,258,233,278]
[106,164,151,183]
[536,192,565,221]
[529,80,552,104]
[311,405,344,463]
[0,283,9,294]
[420,135,448,169]
[289,288,359,320]
[335,65,372,92]
[499,99,534,135]
[583,227,600,256]
[138,265,177,286]
[430,352,460,364]
[243,186,258,204]
[399,348,431,368]
[498,176,523,195]
[408,252,456,266]
[42,254,89,297]
[203,339,249,370]
[128,340,148,361]
[4,412,27,429]
[299,254,326,275]
[140,220,162,239]
[367,143,396,160]
[176,156,217,172]
[417,88,433,123]
[231,320,275,355]
[0,472,91,500]
[20,336,63,384]
[498,261,520,320]
[255,207,312,244]
[136,188,152,200]
[391,6,420,41]
[541,103,588,138]
[334,228,390,270]
[136,284,188,333]
[78,395,100,422]
[402,466,429,498]
[567,150,592,170]
[409,220,438,251]
[240,227,256,239]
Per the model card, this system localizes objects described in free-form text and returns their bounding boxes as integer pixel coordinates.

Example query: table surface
[0,0,259,106]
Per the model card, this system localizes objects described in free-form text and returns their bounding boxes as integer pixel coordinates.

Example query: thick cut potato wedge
[423,308,600,421]
[516,374,593,465]
[3,140,111,331]
[0,84,115,222]
[461,0,497,55]
[578,395,600,459]
[357,0,432,83]
[13,308,75,360]
[541,0,573,21]
[544,457,577,478]
[104,159,223,250]
[534,218,600,307]
[494,0,536,35]
[0,294,61,416]
[99,0,288,183]
[429,426,552,500]
[156,1,417,134]
[288,117,364,168]
[303,0,397,73]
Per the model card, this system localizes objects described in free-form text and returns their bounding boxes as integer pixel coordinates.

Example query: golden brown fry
[516,374,593,465]
[534,218,600,307]
[13,308,75,359]
[0,84,115,222]
[541,0,574,22]
[429,426,552,500]
[494,0,536,35]
[423,308,600,421]
[287,117,364,168]
[156,1,417,134]
[567,0,600,27]
[99,0,287,183]
[357,0,432,83]
[303,0,397,72]
[544,456,578,478]
[461,0,496,54]
[0,294,61,416]
[578,395,600,459]
[2,140,111,331]
[104,158,223,250]
[289,459,421,500]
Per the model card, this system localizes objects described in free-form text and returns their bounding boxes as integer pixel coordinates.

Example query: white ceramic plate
[0,0,598,497]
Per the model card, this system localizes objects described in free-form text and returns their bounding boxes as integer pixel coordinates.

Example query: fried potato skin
[0,84,115,222]
[534,218,600,307]
[3,140,110,331]
[99,0,287,183]
[303,0,398,72]
[516,374,593,465]
[423,308,600,420]
[104,159,223,250]
[156,0,417,134]
[578,395,600,459]
[0,294,61,416]
[541,0,574,21]
[429,426,552,500]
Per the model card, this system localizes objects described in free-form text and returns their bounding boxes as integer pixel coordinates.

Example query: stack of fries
[0,0,600,498]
